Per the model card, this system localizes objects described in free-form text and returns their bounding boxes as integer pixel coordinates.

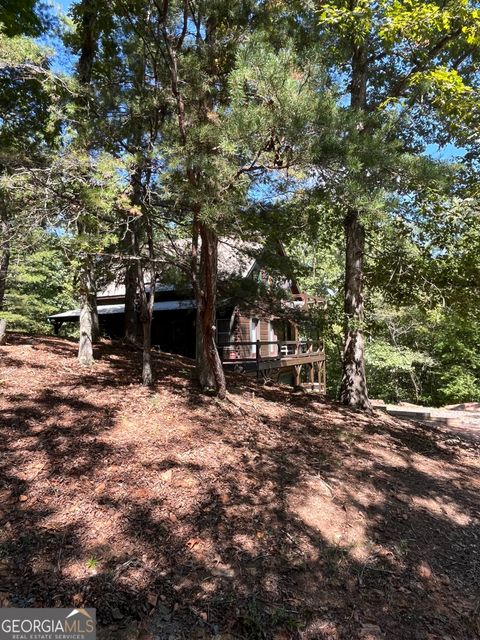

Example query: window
[250,318,259,355]
[216,318,231,347]
[268,321,276,354]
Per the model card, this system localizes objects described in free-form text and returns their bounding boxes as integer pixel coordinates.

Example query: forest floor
[0,335,479,640]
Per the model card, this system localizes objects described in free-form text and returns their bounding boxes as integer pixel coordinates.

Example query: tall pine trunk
[339,209,370,409]
[123,215,140,347]
[77,253,99,361]
[77,0,97,86]
[124,256,138,345]
[76,0,99,364]
[124,164,144,346]
[142,268,155,386]
[88,264,99,342]
[0,214,10,311]
[76,212,99,363]
[132,199,155,386]
[195,224,226,398]
[78,256,96,365]
[137,259,155,386]
[338,31,372,411]
[162,12,226,398]
[136,264,154,386]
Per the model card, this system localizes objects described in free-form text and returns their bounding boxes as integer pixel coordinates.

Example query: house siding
[226,309,282,359]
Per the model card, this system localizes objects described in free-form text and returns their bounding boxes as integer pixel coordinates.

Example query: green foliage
[436,367,479,405]
[0,0,47,37]
[426,308,480,404]
[1,234,75,333]
[289,192,480,406]
[0,12,63,160]
[362,295,480,406]
[365,340,434,404]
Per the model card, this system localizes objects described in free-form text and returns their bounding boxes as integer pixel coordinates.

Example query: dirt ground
[0,335,479,640]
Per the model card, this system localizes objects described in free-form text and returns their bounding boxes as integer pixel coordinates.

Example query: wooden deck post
[308,363,314,387]
[293,364,301,387]
[317,360,326,394]
[307,341,314,388]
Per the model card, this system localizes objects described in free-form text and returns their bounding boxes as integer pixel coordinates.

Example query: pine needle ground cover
[0,335,479,640]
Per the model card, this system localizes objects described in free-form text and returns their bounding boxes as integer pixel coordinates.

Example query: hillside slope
[0,335,479,640]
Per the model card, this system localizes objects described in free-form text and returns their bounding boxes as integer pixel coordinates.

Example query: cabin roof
[217,240,260,279]
[98,283,175,299]
[49,239,304,323]
[96,240,260,299]
[48,299,196,321]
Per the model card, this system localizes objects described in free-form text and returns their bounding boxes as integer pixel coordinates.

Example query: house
[48,240,326,390]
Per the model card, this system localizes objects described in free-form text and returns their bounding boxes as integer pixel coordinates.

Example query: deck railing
[218,339,324,363]
[219,339,326,390]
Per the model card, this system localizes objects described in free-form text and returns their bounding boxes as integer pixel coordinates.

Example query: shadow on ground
[0,335,479,640]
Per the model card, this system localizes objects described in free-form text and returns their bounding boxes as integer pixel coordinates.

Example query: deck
[219,340,326,392]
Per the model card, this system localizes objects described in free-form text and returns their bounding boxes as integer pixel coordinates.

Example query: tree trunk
[124,257,138,345]
[142,268,155,386]
[350,43,368,110]
[124,166,143,346]
[0,319,7,345]
[77,0,98,86]
[162,12,225,398]
[338,21,371,410]
[133,206,155,386]
[88,263,99,342]
[195,224,226,398]
[339,209,371,410]
[0,219,10,311]
[142,319,153,385]
[78,293,93,365]
[77,256,96,365]
[75,0,99,362]
[128,154,156,386]
[136,259,155,386]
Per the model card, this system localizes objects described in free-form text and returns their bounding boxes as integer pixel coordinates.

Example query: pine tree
[311,0,480,410]
[0,1,61,312]
[146,1,315,396]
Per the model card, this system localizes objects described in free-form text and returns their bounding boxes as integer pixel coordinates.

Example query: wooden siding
[237,313,254,358]
[219,309,283,359]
